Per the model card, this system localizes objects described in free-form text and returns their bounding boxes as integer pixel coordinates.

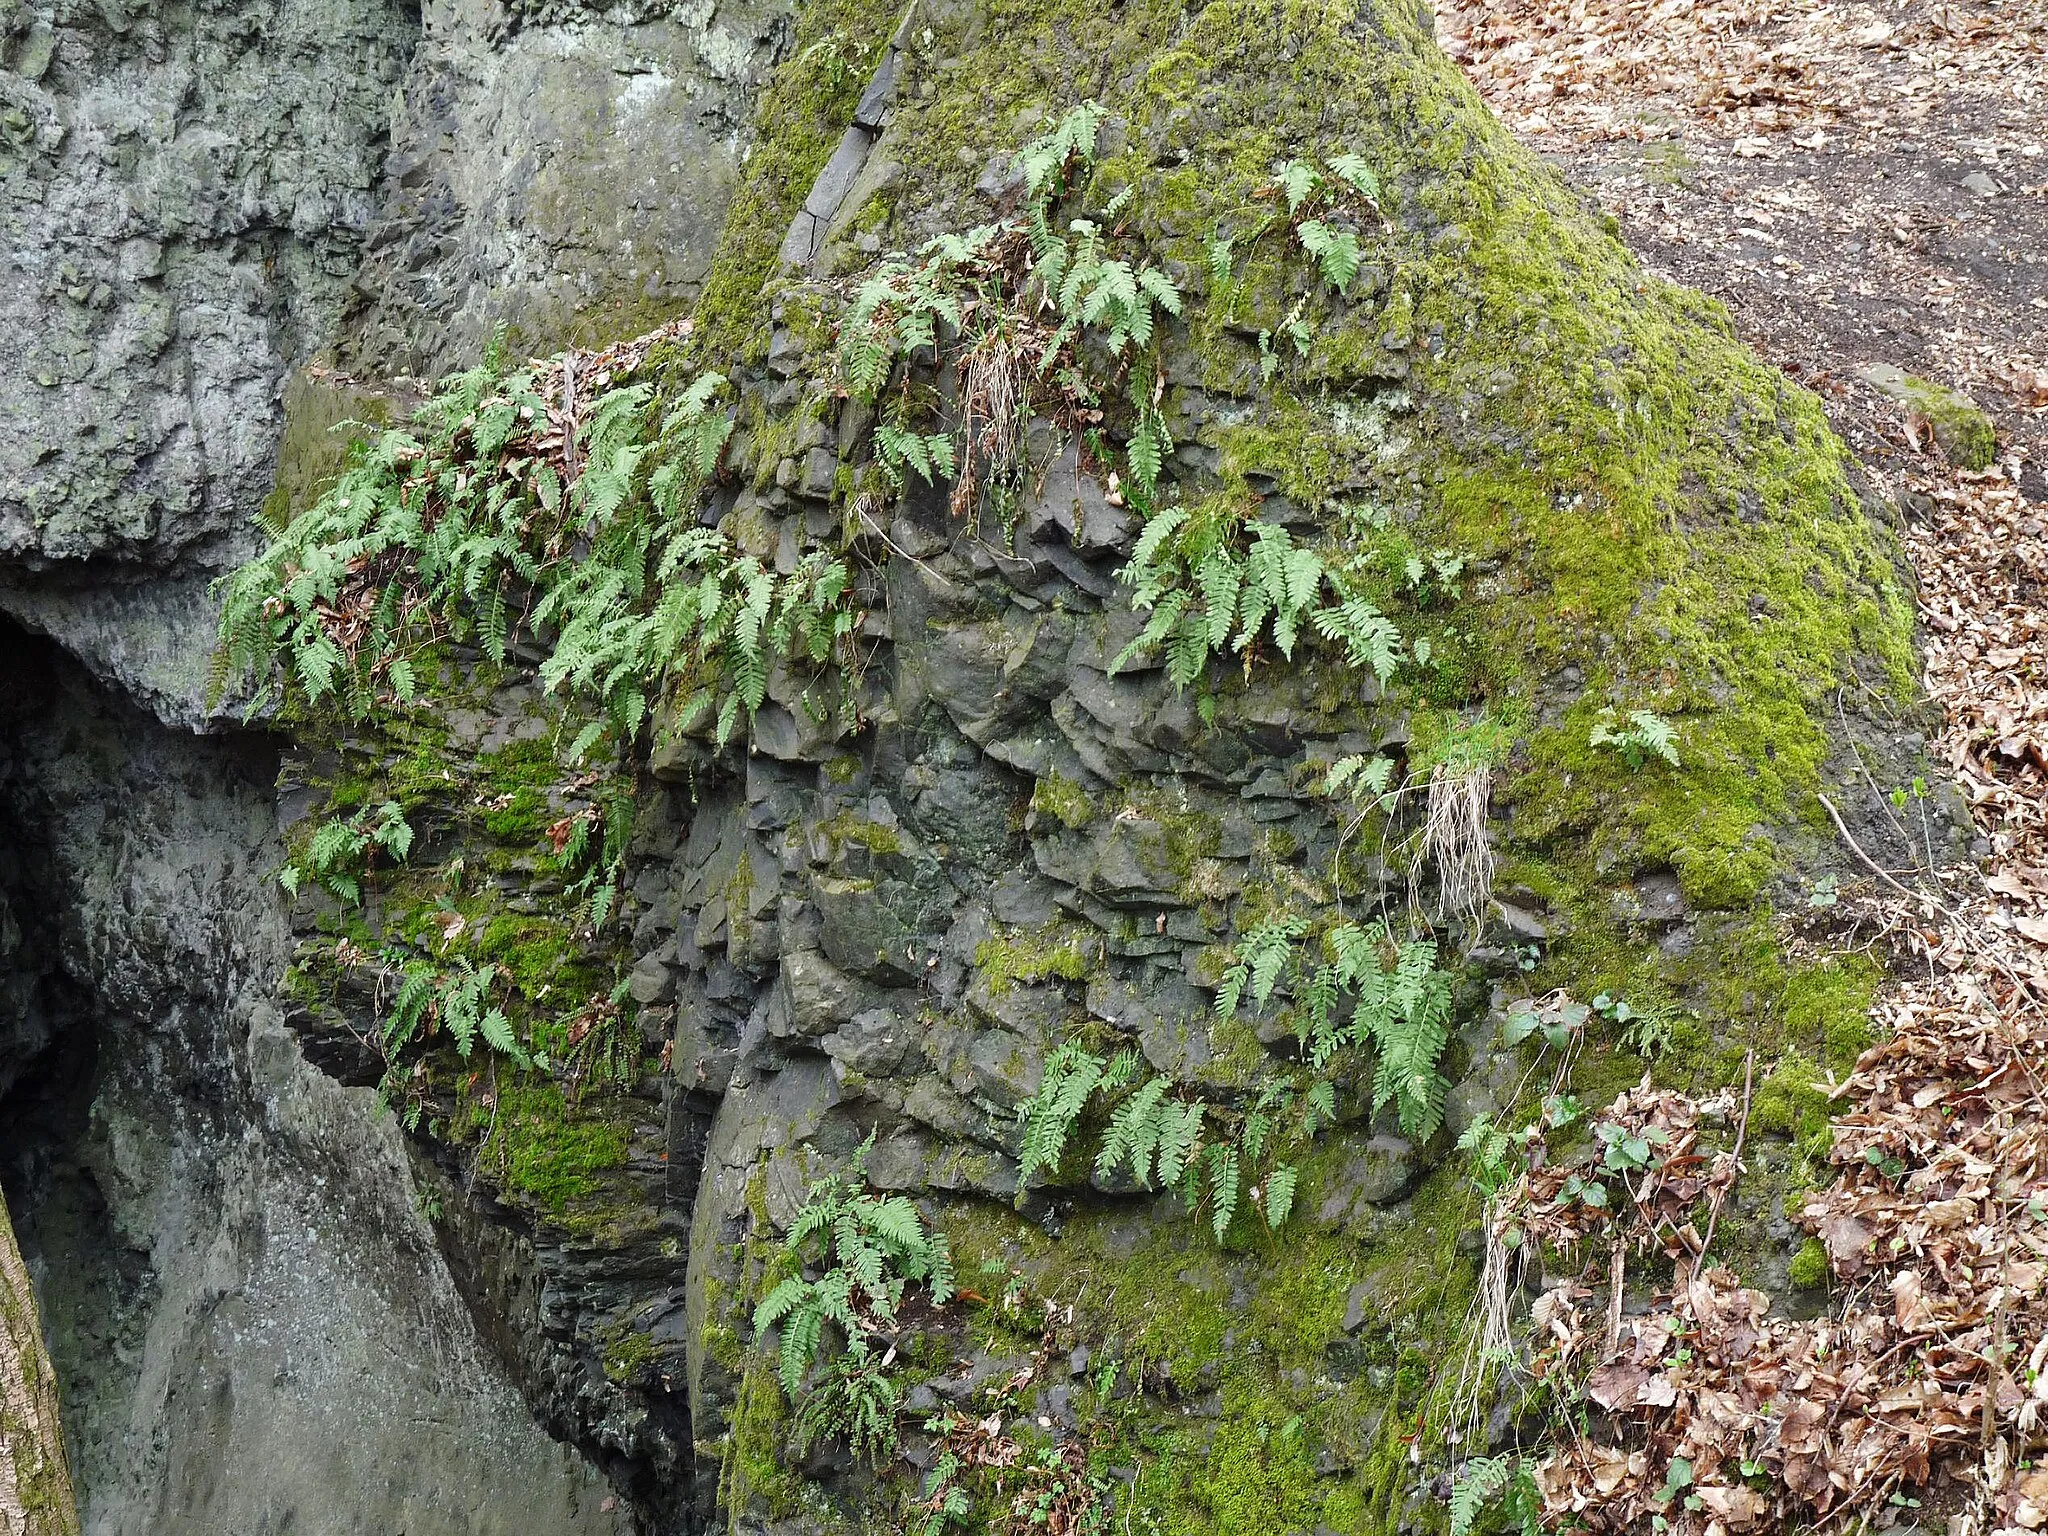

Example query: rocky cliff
[0,0,1971,1531]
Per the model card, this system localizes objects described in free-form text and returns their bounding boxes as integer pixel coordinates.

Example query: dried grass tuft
[1424,760,1495,935]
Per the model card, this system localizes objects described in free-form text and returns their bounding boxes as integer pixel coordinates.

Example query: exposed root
[1447,1203,1522,1450]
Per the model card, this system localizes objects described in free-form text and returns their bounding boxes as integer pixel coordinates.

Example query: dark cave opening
[0,613,688,1534]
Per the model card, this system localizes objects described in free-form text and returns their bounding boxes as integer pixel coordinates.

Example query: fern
[1590,707,1681,770]
[1326,151,1382,206]
[1276,158,1321,213]
[1092,1074,1160,1185]
[1208,1143,1239,1240]
[1018,101,1104,193]
[1263,1164,1298,1228]
[1340,923,1455,1140]
[1297,219,1363,294]
[1016,1044,1120,1189]
[1217,915,1309,1022]
[1126,402,1171,496]
[209,351,808,755]
[1451,1455,1540,1536]
[753,1141,955,1400]
[876,423,958,486]
[1155,1098,1205,1189]
[1115,504,1403,688]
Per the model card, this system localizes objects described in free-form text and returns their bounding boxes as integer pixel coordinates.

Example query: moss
[263,366,396,529]
[1864,369,1997,471]
[671,0,894,370]
[603,1326,660,1384]
[479,784,553,843]
[862,0,1902,936]
[723,1354,801,1518]
[475,737,565,793]
[471,914,595,1003]
[1787,1236,1830,1291]
[1030,769,1096,831]
[483,1080,635,1221]
[816,809,904,857]
[1780,953,1879,1068]
[1188,1382,1325,1532]
[975,923,1094,994]
[1750,1054,1832,1144]
[933,1147,1476,1533]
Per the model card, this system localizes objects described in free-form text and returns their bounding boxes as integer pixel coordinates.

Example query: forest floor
[1441,5,2048,1530]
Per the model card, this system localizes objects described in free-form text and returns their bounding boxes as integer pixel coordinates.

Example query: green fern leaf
[1264,1164,1298,1228]
[1209,1144,1239,1241]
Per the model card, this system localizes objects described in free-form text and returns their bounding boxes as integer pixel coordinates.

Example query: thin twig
[1605,1241,1627,1357]
[561,352,581,479]
[1838,688,1919,861]
[1692,1048,1755,1284]
[1817,790,1927,899]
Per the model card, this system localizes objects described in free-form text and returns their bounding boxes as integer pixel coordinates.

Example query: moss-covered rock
[223,0,1966,1529]
[1857,362,1999,471]
[634,0,1950,1527]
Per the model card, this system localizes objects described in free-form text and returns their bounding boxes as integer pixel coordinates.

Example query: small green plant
[1220,916,1457,1140]
[752,1146,955,1400]
[1597,1118,1669,1175]
[1112,498,1402,687]
[790,1339,901,1467]
[1457,1113,1519,1198]
[383,958,528,1067]
[916,1452,973,1536]
[1591,991,1677,1057]
[1589,707,1681,770]
[281,800,414,903]
[1450,1454,1541,1536]
[1501,992,1590,1052]
[1013,1044,1315,1238]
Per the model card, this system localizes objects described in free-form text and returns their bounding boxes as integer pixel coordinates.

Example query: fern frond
[1264,1165,1298,1229]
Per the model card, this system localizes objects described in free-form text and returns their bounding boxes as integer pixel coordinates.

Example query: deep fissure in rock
[0,618,641,1535]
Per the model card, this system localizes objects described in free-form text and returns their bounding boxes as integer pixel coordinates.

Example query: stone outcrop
[0,629,632,1534]
[0,0,800,1522]
[0,0,1978,1530]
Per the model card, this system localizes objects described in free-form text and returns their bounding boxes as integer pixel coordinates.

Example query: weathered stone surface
[0,0,412,574]
[0,634,627,1536]
[341,0,794,380]
[1316,1136,1424,1227]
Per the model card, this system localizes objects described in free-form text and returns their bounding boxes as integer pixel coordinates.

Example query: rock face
[0,630,631,1535]
[0,0,805,1519]
[336,0,793,381]
[0,0,412,574]
[0,0,1976,1529]
[212,0,1971,1528]
[0,0,415,724]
